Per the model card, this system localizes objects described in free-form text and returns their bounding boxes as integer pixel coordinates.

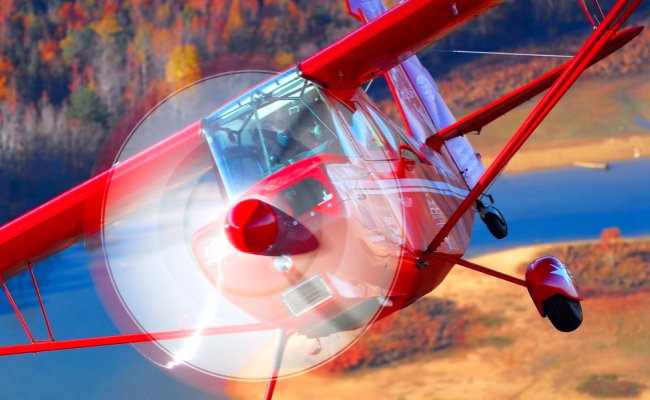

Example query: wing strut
[264,329,293,400]
[579,0,606,27]
[0,277,36,344]
[29,264,55,341]
[426,0,642,253]
[428,25,642,145]
[428,253,526,287]
[0,262,56,345]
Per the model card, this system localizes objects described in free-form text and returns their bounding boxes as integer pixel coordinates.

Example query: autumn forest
[0,0,648,223]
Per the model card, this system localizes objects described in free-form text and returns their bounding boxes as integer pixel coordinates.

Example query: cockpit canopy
[202,68,350,196]
[201,67,423,198]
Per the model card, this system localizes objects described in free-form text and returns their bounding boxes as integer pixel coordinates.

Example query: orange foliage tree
[57,2,86,31]
[0,55,14,104]
[92,9,122,44]
[324,298,470,373]
[152,28,175,60]
[165,44,202,88]
[222,0,244,41]
[39,40,60,63]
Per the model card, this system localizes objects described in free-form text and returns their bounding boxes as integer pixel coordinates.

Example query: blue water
[0,158,649,399]
[0,252,219,400]
[468,158,650,256]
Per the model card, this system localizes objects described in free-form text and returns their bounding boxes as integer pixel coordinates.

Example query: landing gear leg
[426,253,584,333]
[264,329,290,400]
[477,195,508,239]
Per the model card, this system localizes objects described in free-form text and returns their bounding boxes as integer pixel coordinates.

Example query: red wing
[299,0,505,90]
[0,122,210,279]
[0,0,507,279]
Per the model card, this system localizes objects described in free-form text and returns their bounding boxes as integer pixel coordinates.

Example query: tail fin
[348,0,486,189]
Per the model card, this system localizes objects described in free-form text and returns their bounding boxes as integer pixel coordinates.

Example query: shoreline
[227,236,650,400]
[467,234,650,262]
[478,135,650,173]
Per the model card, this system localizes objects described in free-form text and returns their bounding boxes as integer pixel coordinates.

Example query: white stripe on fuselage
[353,178,469,200]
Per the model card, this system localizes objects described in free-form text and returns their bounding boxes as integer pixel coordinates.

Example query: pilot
[261,120,306,165]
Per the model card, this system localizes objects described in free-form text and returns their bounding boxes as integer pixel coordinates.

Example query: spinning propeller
[93,70,403,392]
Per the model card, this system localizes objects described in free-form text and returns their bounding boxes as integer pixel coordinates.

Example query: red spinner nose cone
[225,199,279,254]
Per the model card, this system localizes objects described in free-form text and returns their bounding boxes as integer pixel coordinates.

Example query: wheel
[542,294,583,332]
[483,209,508,239]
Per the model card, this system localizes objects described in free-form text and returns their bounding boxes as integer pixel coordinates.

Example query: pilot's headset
[262,120,290,147]
[311,124,323,144]
[277,130,290,147]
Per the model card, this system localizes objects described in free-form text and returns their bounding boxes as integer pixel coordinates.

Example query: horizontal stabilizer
[429,25,644,145]
[427,0,643,252]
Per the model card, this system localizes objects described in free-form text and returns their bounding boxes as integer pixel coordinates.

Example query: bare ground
[480,136,650,173]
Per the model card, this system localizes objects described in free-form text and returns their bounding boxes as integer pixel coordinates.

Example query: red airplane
[0,0,643,398]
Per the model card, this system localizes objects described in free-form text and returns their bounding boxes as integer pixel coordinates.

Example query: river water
[468,158,650,256]
[0,158,649,399]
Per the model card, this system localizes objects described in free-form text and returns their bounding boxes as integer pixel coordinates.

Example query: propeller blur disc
[95,69,405,385]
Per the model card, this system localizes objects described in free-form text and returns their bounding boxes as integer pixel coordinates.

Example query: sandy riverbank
[479,135,650,173]
[226,240,650,400]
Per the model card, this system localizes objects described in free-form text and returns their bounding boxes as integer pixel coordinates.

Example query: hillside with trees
[319,233,650,374]
[0,0,648,223]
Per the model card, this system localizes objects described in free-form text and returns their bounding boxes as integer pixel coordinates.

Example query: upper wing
[299,0,505,90]
[0,0,507,279]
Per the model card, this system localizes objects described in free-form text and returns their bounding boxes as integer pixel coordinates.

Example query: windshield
[201,68,347,197]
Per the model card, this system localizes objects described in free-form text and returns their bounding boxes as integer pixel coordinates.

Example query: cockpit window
[334,101,397,161]
[201,68,348,197]
[365,104,421,151]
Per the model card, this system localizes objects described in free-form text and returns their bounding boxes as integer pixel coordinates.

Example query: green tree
[61,27,97,67]
[67,85,108,127]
